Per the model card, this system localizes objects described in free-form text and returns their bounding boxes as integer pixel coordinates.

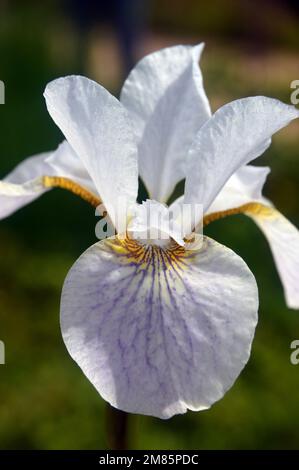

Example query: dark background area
[0,0,299,449]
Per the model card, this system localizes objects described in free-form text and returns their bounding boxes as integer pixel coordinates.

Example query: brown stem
[106,404,130,450]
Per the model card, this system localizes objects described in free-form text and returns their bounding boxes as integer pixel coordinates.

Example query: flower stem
[106,404,130,450]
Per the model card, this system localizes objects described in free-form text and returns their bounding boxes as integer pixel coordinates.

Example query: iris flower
[1,44,298,419]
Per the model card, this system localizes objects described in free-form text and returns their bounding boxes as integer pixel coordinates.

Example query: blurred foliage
[0,0,299,450]
[153,0,299,49]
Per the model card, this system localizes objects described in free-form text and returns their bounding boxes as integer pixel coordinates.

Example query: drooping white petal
[206,165,271,214]
[184,97,299,213]
[0,141,95,220]
[61,236,258,419]
[4,153,51,185]
[204,165,299,309]
[0,152,52,219]
[120,44,211,202]
[247,208,299,309]
[44,76,138,232]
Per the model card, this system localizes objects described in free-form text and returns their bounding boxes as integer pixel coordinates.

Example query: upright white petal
[121,44,211,202]
[184,97,299,213]
[0,152,52,219]
[44,76,138,232]
[61,236,258,419]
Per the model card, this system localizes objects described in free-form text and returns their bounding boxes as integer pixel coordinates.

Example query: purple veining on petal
[61,236,258,419]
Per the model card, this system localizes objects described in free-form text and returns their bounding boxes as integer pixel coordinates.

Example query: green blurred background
[0,0,299,450]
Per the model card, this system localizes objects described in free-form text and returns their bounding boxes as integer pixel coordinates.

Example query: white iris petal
[207,164,299,309]
[45,140,98,196]
[184,97,299,213]
[44,76,139,232]
[0,141,97,220]
[0,150,55,219]
[127,200,185,246]
[121,44,211,202]
[206,165,271,214]
[61,236,258,419]
[249,209,299,309]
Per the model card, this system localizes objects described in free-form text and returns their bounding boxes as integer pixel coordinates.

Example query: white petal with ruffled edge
[184,97,299,214]
[0,152,52,219]
[61,236,258,419]
[44,76,138,232]
[120,44,211,202]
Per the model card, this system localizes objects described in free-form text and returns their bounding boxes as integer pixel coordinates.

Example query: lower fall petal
[60,236,258,419]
